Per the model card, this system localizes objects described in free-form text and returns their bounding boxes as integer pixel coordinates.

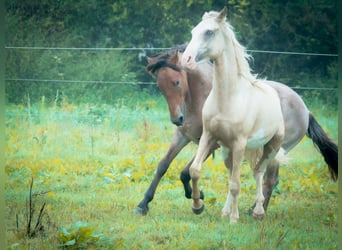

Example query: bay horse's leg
[180,144,218,199]
[262,159,279,210]
[189,131,216,214]
[180,158,198,199]
[135,129,190,215]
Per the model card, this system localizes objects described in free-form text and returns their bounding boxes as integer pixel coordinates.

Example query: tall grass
[5,95,337,249]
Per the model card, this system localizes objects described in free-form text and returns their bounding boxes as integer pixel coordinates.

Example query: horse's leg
[221,147,233,217]
[262,159,279,211]
[136,129,190,215]
[180,144,217,199]
[253,134,283,220]
[180,158,195,199]
[189,131,216,214]
[248,159,280,215]
[222,143,245,224]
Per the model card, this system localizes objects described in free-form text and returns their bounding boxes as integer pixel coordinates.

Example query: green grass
[5,97,337,249]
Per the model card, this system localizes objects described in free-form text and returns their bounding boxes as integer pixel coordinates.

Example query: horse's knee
[189,166,201,181]
[229,181,240,196]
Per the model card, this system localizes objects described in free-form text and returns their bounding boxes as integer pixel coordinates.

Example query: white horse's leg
[190,130,215,214]
[222,142,245,224]
[229,159,243,223]
[253,167,268,218]
[221,147,232,217]
[222,191,232,217]
[253,134,283,219]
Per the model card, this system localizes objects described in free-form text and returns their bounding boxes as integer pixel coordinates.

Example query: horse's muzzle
[171,115,184,126]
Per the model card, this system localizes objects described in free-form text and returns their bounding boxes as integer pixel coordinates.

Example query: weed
[14,178,53,240]
[5,97,338,249]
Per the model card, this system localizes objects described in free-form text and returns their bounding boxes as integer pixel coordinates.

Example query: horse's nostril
[187,56,192,63]
[179,115,184,124]
[171,115,184,126]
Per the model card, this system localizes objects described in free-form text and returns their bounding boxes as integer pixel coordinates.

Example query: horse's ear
[174,51,179,62]
[147,56,153,64]
[175,50,182,63]
[146,57,156,78]
[146,68,157,78]
[217,6,228,22]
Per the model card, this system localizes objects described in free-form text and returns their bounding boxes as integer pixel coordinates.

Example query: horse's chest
[205,115,237,139]
[206,115,222,131]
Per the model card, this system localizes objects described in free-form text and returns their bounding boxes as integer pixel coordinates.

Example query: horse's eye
[175,81,180,87]
[205,30,214,37]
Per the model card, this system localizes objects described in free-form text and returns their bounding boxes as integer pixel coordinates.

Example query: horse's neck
[186,67,212,110]
[212,43,249,101]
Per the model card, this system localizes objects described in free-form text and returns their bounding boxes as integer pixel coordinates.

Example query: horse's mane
[203,10,256,82]
[146,44,187,76]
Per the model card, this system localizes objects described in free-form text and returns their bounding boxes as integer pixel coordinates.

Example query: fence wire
[4,46,339,57]
[5,46,338,91]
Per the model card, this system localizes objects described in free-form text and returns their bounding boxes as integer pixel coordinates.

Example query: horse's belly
[246,129,271,149]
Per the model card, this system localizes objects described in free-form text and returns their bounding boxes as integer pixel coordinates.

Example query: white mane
[203,10,257,83]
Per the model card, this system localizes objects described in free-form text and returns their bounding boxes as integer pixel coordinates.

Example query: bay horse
[179,7,337,223]
[136,45,216,215]
[136,48,338,216]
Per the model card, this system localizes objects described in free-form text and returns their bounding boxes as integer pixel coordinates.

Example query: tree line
[5,0,337,105]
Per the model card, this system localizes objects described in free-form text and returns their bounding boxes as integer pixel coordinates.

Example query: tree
[5,0,337,104]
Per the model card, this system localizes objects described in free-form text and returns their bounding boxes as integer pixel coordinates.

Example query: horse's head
[181,7,228,69]
[147,49,189,126]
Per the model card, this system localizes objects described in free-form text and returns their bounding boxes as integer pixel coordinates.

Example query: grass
[5,96,338,249]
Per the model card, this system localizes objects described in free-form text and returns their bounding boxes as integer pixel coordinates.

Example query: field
[5,96,338,249]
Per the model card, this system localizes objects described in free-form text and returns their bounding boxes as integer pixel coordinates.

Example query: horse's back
[250,80,284,126]
[264,80,309,152]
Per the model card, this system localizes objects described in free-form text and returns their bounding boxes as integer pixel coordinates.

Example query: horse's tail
[306,113,338,181]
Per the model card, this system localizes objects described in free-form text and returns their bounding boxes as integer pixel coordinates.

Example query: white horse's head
[181,7,228,69]
[182,6,254,81]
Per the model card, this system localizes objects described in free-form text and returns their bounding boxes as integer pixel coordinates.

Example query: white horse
[181,7,285,223]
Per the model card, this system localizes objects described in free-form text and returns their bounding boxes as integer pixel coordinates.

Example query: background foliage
[5,0,337,105]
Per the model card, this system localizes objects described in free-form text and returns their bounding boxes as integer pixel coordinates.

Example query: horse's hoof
[252,212,265,221]
[135,206,148,216]
[192,204,205,215]
[221,211,230,218]
[230,218,238,224]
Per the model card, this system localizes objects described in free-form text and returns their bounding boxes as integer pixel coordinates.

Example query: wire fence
[4,78,337,91]
[4,46,339,57]
[5,46,338,91]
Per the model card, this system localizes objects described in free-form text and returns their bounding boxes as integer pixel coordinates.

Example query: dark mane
[146,44,187,75]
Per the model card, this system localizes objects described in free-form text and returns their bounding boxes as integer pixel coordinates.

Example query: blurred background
[5,0,337,107]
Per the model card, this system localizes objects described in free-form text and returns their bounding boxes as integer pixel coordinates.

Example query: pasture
[5,95,337,249]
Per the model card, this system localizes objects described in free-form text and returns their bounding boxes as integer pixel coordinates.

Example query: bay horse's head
[147,46,188,126]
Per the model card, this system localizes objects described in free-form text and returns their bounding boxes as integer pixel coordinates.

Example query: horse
[136,45,216,215]
[180,7,338,223]
[135,44,338,217]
